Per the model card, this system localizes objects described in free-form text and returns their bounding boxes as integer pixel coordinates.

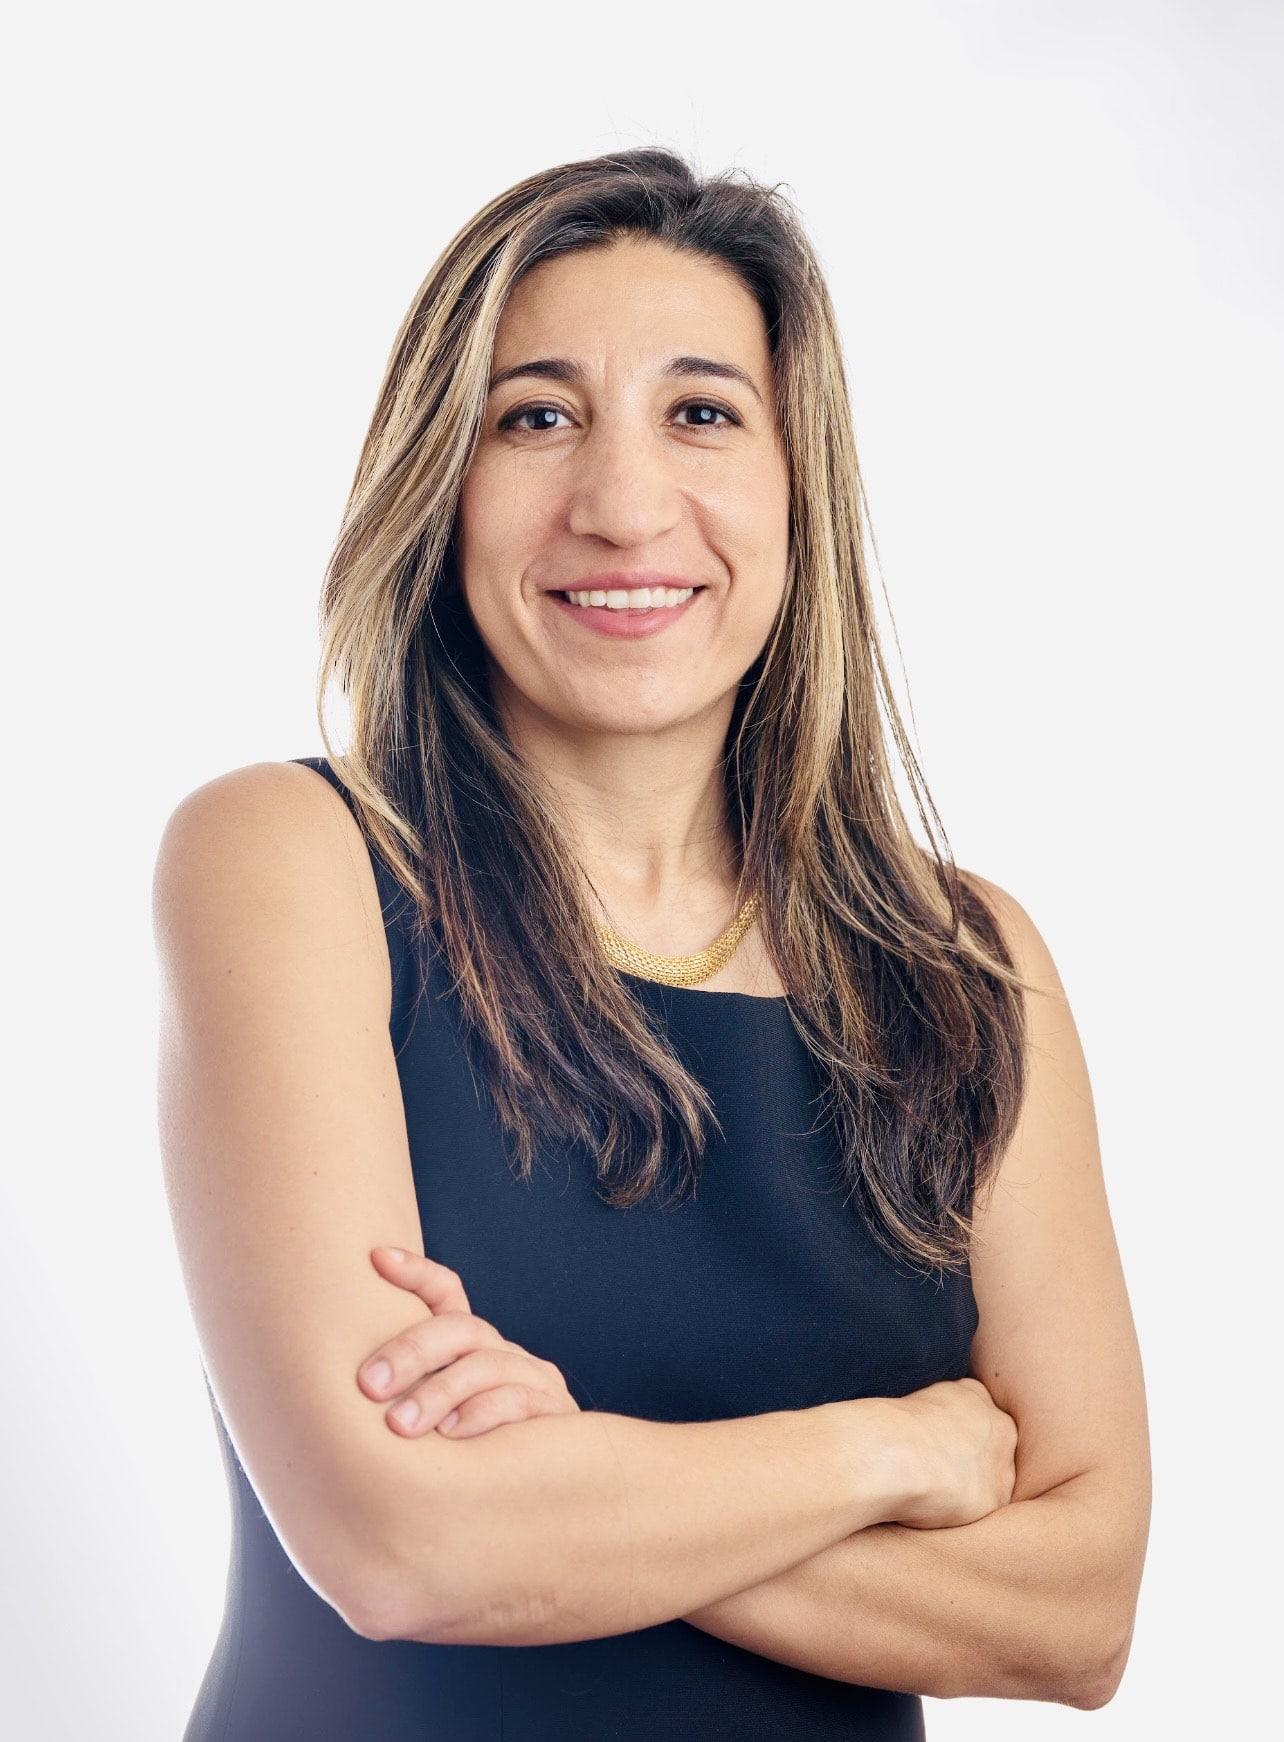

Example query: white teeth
[562,586,695,610]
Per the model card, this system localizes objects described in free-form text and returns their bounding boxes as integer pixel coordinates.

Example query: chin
[552,694,698,738]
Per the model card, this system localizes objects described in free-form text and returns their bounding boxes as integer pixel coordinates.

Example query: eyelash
[497,398,743,435]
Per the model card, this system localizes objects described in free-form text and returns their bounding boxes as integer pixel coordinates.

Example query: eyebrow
[487,354,764,407]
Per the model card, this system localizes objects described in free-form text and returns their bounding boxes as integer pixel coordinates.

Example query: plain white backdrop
[5,0,1279,1734]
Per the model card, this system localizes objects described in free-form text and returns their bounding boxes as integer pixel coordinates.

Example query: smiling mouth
[549,586,707,607]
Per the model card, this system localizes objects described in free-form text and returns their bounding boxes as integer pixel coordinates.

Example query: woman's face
[455,237,791,743]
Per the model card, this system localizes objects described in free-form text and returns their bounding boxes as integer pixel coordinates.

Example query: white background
[5,0,1279,1734]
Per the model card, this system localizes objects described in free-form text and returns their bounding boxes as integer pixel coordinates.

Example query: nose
[564,416,683,549]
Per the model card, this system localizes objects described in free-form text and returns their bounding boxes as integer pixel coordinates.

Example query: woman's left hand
[357,1246,581,1439]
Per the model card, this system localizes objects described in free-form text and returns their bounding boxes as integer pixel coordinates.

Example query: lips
[541,573,706,595]
[548,585,706,600]
[545,586,705,640]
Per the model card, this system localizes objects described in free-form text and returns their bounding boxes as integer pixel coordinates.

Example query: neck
[494,685,745,948]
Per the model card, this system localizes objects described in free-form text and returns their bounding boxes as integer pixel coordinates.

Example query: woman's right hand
[878,1376,1018,1529]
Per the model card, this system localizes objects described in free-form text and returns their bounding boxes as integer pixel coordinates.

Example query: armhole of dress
[289,756,424,1056]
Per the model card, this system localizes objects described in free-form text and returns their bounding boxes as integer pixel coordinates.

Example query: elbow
[342,1498,463,1645]
[300,1545,420,1645]
[342,1555,446,1645]
[275,1499,443,1643]
[356,1567,500,1648]
[341,1572,412,1644]
[984,1578,1136,1710]
[1047,1608,1136,1711]
[265,1526,404,1644]
[338,1440,477,1643]
[1060,1658,1122,1713]
[340,1537,452,1645]
[1065,1619,1135,1711]
[269,1550,408,1644]
[1046,1490,1149,1710]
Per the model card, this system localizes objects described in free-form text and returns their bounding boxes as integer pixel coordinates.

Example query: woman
[155,147,1150,1738]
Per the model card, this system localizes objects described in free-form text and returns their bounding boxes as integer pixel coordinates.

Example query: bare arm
[678,1466,1140,1710]
[155,762,441,1635]
[386,1397,919,1647]
[676,873,1151,1712]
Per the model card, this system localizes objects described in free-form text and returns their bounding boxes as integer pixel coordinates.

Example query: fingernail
[440,1410,460,1431]
[386,1248,409,1261]
[364,1360,392,1390]
[391,1398,420,1427]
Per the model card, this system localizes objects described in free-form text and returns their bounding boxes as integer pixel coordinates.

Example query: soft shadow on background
[4,2,1279,1734]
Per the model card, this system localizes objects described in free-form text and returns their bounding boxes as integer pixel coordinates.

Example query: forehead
[493,239,772,380]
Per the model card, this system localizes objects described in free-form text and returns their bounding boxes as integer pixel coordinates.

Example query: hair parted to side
[315,145,1035,1281]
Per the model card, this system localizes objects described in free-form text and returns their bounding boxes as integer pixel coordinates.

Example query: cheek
[726,453,790,545]
[454,502,520,615]
[727,478,791,602]
[736,580,788,658]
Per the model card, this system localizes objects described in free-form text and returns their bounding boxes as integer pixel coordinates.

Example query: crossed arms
[157,771,1150,1709]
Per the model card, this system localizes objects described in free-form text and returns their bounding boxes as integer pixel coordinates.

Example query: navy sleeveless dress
[183,754,978,1740]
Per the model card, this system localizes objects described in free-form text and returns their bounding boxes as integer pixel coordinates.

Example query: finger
[381,1351,551,1437]
[368,1246,472,1316]
[438,1383,566,1439]
[358,1310,505,1403]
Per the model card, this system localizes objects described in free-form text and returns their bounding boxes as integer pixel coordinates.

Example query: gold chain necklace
[595,891,762,989]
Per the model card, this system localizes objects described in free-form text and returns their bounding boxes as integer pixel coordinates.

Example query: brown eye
[676,400,739,429]
[498,403,570,434]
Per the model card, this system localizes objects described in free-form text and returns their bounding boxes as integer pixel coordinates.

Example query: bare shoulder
[155,758,361,892]
[153,759,392,1021]
[955,866,1093,1182]
[953,862,1092,1237]
[955,865,1056,988]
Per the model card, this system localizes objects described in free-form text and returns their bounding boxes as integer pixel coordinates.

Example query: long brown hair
[315,146,1035,1280]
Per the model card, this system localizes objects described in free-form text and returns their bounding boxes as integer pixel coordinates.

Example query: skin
[359,236,800,1436]
[358,1247,579,1438]
[453,235,792,984]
